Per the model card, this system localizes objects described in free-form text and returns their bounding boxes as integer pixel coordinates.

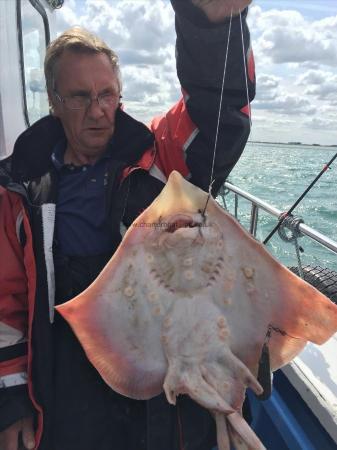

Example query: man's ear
[47,91,58,117]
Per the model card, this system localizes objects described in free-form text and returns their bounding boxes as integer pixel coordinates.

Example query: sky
[53,0,337,146]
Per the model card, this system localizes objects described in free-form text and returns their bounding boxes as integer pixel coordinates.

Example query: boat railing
[219,182,337,256]
[219,183,337,448]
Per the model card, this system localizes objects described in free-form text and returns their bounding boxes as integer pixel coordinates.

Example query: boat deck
[283,332,337,444]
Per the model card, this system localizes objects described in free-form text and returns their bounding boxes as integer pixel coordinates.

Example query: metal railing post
[250,204,259,237]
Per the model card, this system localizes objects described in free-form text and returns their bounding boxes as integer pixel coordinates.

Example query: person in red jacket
[0,1,254,449]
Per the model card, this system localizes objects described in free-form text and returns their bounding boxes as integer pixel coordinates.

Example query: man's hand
[0,417,35,450]
[191,0,252,22]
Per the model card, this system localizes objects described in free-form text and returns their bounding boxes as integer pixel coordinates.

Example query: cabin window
[17,0,50,126]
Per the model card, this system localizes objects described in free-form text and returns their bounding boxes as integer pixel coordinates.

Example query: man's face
[52,50,120,158]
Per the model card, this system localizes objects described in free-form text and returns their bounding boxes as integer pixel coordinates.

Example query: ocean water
[219,142,337,272]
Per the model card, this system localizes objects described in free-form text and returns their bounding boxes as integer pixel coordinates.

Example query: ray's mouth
[165,214,201,233]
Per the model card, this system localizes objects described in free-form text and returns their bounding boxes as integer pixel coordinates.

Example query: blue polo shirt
[52,140,117,256]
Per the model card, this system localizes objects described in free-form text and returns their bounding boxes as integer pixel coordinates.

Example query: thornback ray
[56,170,337,450]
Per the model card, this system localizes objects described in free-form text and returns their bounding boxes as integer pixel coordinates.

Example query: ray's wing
[56,240,172,400]
[268,262,337,369]
[242,233,337,369]
[208,199,337,371]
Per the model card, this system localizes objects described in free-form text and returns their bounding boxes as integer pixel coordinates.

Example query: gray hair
[44,26,122,97]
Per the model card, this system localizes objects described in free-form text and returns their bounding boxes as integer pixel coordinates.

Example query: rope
[263,151,337,244]
[277,214,304,278]
[277,214,303,243]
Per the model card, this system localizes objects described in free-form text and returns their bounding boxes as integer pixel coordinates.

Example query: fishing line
[263,151,337,245]
[239,10,252,132]
[202,8,253,218]
[202,9,233,217]
[208,9,233,190]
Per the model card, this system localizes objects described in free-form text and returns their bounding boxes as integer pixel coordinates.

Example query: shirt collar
[51,138,114,171]
[51,139,66,171]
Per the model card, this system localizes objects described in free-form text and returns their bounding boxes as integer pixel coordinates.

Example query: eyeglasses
[54,91,121,110]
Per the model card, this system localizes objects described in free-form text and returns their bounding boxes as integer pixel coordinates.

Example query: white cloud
[305,83,337,101]
[304,117,336,131]
[247,4,337,144]
[296,70,337,101]
[250,7,337,66]
[297,70,327,85]
[255,74,279,101]
[55,0,80,30]
[253,94,316,115]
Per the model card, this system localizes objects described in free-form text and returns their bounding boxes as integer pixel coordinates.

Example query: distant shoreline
[249,141,337,148]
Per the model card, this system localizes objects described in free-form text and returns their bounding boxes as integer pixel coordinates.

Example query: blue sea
[220,142,337,272]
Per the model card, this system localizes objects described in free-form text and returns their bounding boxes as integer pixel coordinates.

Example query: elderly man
[0,1,254,449]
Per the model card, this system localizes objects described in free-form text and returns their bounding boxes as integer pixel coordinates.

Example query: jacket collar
[3,108,154,183]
